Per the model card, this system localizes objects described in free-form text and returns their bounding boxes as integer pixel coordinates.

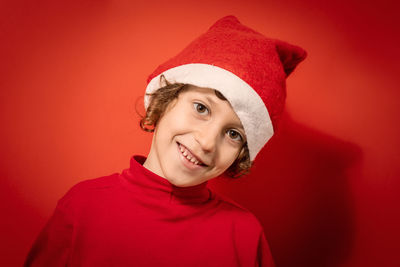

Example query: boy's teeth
[179,143,202,165]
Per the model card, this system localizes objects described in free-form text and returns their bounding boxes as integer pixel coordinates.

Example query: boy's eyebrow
[204,95,217,106]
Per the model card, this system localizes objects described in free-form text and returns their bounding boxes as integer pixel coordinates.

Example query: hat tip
[213,15,241,26]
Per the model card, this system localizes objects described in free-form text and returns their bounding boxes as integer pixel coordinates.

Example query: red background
[1,0,399,266]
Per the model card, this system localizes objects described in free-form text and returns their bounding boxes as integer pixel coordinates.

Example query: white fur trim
[145,63,273,161]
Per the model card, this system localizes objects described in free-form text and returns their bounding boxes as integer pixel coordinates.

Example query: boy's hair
[140,76,252,178]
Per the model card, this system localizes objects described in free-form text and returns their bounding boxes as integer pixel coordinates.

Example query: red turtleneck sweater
[25,156,275,267]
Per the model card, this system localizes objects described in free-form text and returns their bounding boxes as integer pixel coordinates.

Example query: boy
[25,16,306,266]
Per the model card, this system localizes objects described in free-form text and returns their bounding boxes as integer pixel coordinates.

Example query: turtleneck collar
[120,155,213,205]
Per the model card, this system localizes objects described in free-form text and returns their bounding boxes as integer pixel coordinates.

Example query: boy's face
[143,85,246,187]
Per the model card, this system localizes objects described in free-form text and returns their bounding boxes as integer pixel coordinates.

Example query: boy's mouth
[177,142,208,167]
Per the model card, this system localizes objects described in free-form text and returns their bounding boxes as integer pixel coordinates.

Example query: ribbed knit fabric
[25,156,275,267]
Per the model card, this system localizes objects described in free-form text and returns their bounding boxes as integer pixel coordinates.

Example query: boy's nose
[194,126,219,153]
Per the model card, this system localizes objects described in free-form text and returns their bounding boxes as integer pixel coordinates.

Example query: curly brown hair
[140,75,252,178]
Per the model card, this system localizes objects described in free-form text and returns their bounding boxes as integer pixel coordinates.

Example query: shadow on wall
[0,174,47,266]
[210,110,362,267]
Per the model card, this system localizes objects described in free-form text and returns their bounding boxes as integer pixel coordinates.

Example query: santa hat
[145,15,307,161]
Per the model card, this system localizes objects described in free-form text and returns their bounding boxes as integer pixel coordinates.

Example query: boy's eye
[227,129,243,142]
[193,102,209,115]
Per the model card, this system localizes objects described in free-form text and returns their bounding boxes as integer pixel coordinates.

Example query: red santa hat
[145,15,307,161]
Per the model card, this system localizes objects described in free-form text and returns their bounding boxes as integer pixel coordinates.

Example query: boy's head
[142,78,250,186]
[142,16,306,186]
[141,76,251,180]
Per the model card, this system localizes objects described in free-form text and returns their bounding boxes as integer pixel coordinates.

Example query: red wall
[1,0,399,266]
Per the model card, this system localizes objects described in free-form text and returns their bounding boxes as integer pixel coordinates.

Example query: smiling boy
[25,16,306,266]
[144,84,247,187]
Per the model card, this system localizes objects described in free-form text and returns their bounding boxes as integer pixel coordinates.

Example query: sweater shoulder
[212,191,264,232]
[59,173,120,204]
